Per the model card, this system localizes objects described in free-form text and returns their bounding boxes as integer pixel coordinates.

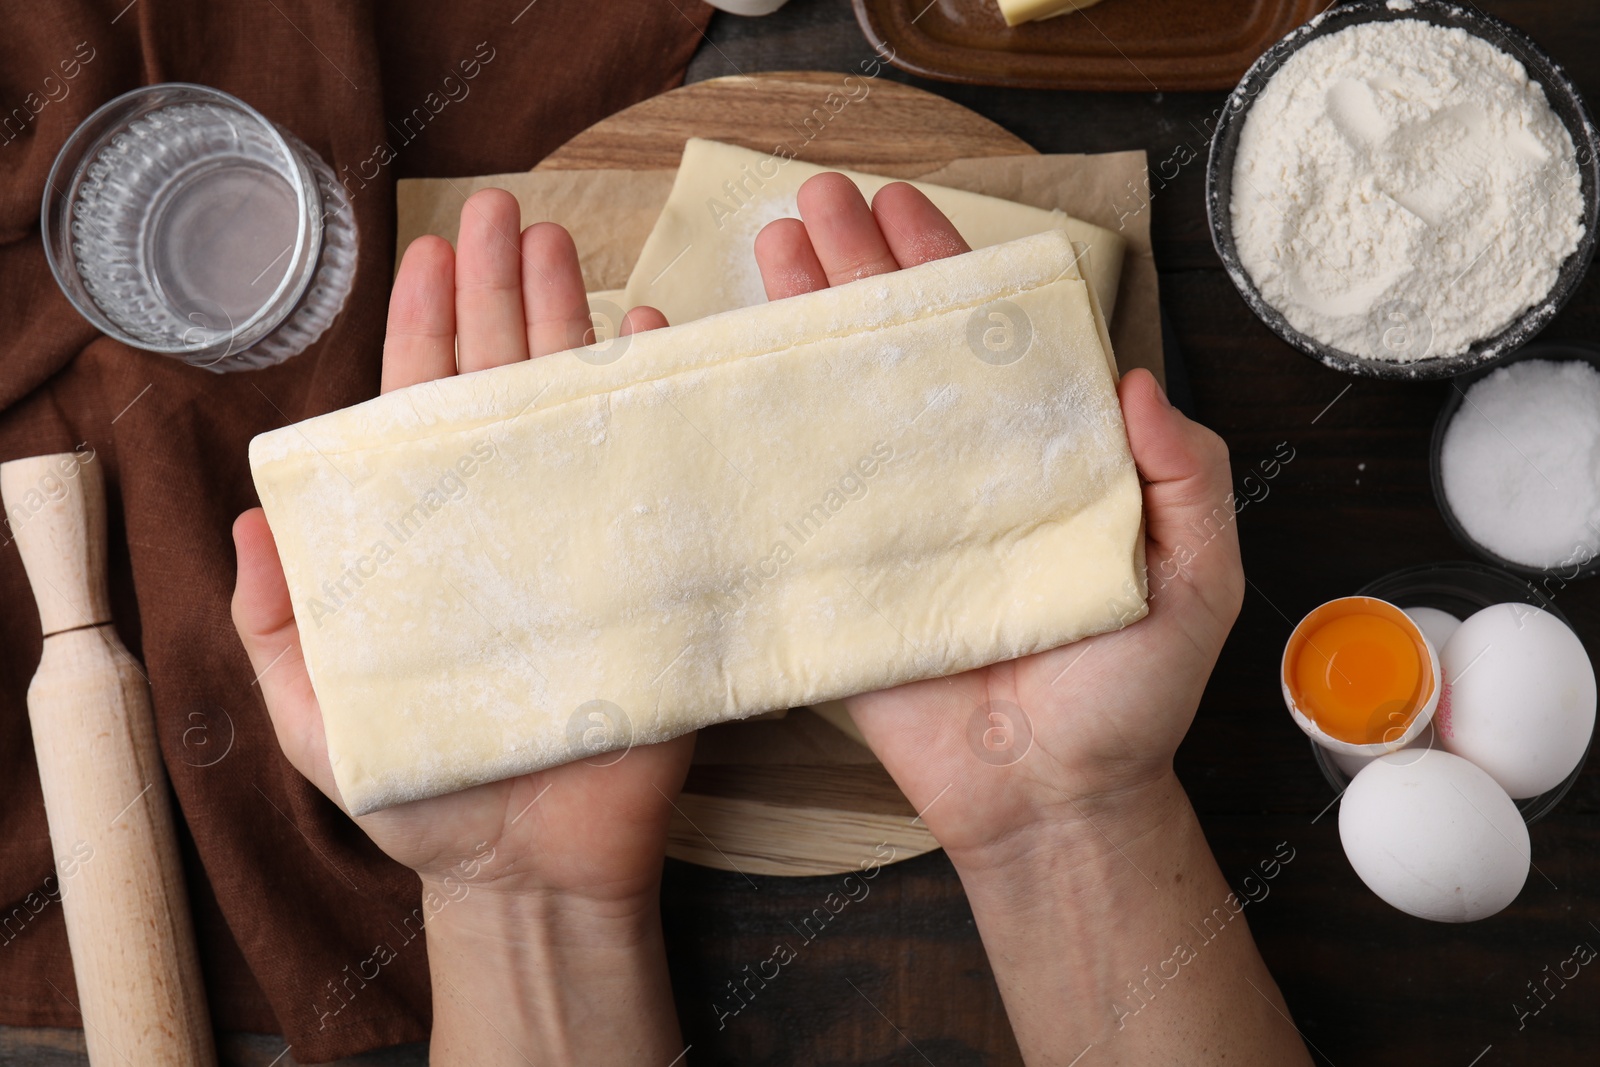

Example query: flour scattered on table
[1230,19,1584,361]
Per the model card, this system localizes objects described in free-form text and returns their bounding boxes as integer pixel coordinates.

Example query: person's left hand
[231,189,694,911]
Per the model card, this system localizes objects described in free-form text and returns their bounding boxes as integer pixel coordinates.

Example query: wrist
[945,769,1189,899]
[937,768,1312,1065]
[423,878,679,1066]
[414,834,666,932]
[418,872,661,954]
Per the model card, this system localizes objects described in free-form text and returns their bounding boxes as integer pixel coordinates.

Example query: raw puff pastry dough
[624,138,1127,328]
[251,230,1147,815]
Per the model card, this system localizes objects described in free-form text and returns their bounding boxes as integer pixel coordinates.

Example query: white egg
[1404,606,1461,652]
[1439,604,1596,799]
[1329,720,1437,778]
[1339,750,1529,922]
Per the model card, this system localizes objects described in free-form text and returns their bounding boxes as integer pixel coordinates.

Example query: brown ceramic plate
[852,0,1329,92]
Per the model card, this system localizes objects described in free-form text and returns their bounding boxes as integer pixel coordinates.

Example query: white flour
[1230,20,1584,361]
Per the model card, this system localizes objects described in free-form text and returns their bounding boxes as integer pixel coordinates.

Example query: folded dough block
[625,138,1126,329]
[250,229,1147,815]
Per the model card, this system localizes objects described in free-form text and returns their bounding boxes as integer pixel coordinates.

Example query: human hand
[754,176,1311,1067]
[232,190,691,1064]
[753,174,1245,869]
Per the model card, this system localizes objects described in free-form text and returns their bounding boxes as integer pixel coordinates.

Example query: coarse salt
[1439,358,1600,568]
[1231,20,1584,361]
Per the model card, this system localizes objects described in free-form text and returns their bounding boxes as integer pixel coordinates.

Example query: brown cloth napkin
[0,0,708,1060]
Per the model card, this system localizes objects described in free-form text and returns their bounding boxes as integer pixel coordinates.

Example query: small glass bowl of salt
[1431,341,1600,580]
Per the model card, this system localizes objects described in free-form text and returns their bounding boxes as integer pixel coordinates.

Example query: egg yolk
[1289,607,1427,745]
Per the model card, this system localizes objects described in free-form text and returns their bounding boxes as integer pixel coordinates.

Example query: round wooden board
[537,73,1036,877]
[538,70,1034,173]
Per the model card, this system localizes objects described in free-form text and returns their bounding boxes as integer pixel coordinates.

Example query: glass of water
[42,83,357,372]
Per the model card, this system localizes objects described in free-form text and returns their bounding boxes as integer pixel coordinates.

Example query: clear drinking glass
[42,83,357,372]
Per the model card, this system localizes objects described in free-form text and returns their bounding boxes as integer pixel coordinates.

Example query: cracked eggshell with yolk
[1282,597,1440,758]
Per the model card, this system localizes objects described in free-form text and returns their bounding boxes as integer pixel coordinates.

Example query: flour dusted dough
[251,230,1147,815]
[625,139,1126,328]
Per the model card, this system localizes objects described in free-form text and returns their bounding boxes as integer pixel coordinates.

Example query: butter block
[999,0,1108,26]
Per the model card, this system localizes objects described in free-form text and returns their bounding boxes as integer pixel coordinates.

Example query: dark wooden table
[6,1,1598,1064]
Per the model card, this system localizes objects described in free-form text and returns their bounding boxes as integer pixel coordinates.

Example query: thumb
[1117,369,1244,619]
[230,508,342,804]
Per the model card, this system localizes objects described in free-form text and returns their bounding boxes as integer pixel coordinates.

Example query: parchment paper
[395,150,1162,381]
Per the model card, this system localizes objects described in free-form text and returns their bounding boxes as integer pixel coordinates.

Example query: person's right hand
[753,175,1246,870]
[848,369,1244,870]
[754,176,1311,1067]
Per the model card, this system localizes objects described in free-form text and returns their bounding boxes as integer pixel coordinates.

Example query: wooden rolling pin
[1,453,215,1065]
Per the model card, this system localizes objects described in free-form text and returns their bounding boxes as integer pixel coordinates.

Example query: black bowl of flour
[1206,0,1600,381]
